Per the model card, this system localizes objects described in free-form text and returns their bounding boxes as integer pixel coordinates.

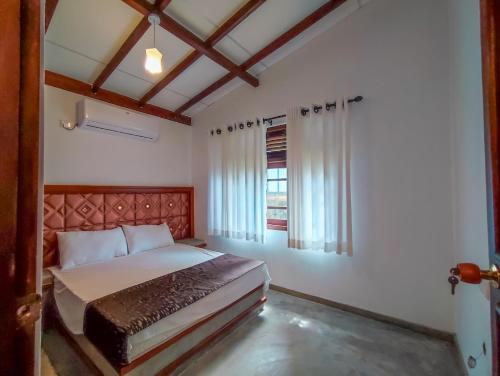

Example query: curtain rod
[263,95,363,126]
[209,95,364,136]
[210,119,262,135]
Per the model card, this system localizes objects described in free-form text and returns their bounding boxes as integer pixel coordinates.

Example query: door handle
[448,263,500,294]
[16,292,42,331]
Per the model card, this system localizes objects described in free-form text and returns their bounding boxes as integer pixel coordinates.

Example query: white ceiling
[45,0,370,117]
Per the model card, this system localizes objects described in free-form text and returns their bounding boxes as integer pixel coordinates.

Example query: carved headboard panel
[43,186,194,267]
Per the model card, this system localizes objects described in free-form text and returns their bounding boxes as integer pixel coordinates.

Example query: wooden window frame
[266,124,287,231]
[266,176,288,230]
[267,218,287,231]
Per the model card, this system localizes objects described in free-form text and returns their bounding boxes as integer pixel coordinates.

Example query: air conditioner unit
[76,99,160,142]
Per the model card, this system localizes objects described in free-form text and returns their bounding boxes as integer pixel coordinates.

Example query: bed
[43,185,270,375]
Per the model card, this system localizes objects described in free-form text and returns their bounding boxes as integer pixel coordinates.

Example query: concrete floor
[43,290,463,376]
[41,350,57,376]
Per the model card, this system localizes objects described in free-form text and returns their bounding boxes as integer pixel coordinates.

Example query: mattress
[49,244,270,363]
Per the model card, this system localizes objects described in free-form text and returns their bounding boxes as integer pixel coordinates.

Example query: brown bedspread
[83,253,263,367]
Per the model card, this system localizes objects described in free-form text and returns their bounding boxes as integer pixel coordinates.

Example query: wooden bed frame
[43,185,267,375]
[51,285,266,376]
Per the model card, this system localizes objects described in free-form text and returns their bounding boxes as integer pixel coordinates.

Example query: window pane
[267,192,287,207]
[268,181,278,193]
[278,168,287,179]
[267,168,278,179]
[267,166,287,224]
[267,208,287,220]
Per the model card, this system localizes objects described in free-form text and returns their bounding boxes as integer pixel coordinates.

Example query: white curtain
[287,98,353,254]
[208,122,267,242]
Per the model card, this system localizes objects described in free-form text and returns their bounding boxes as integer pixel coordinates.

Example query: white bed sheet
[49,244,270,362]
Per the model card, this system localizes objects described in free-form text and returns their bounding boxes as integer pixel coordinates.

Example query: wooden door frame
[481,0,500,374]
[0,1,22,372]
[0,1,43,375]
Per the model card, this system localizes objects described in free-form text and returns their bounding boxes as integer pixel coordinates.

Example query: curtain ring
[257,119,261,126]
[239,123,244,129]
[228,125,233,132]
[301,108,309,116]
[247,121,254,127]
[210,129,214,136]
[313,105,322,113]
[216,128,222,135]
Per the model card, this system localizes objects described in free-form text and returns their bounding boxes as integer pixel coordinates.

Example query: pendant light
[145,14,163,74]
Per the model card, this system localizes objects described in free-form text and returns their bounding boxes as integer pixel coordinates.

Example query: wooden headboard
[43,185,194,267]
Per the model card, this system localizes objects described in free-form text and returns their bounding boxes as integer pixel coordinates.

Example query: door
[449,0,500,374]
[0,1,42,375]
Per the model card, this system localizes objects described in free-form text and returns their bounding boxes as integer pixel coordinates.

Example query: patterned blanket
[83,253,263,367]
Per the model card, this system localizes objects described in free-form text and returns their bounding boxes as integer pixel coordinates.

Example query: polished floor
[43,290,463,376]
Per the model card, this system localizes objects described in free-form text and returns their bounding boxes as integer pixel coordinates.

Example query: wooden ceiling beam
[139,51,200,106]
[155,0,173,9]
[92,0,173,92]
[158,13,259,87]
[45,70,191,125]
[121,0,152,15]
[175,74,234,114]
[122,0,259,87]
[205,0,266,46]
[92,17,150,91]
[139,0,265,105]
[45,0,59,32]
[175,0,347,114]
[241,0,347,70]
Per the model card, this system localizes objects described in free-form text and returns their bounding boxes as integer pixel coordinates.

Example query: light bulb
[145,48,163,74]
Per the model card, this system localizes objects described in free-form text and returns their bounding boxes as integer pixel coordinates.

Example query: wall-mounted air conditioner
[76,99,160,142]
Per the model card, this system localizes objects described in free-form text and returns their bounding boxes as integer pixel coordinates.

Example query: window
[267,167,287,230]
[266,124,287,230]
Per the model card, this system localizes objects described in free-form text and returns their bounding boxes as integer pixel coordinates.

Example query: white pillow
[57,227,127,270]
[122,223,174,254]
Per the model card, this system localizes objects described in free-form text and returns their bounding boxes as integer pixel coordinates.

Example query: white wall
[192,0,455,331]
[44,85,192,186]
[449,0,491,374]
